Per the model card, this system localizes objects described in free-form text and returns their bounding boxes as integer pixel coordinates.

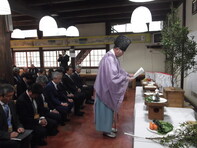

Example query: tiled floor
[39,88,135,148]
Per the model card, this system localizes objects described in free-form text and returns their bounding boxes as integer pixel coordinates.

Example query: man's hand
[17,128,25,133]
[67,93,74,97]
[68,99,73,103]
[77,88,81,92]
[61,102,68,107]
[10,132,19,138]
[51,109,59,114]
[39,118,47,126]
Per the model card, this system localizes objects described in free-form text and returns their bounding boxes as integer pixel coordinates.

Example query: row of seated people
[0,66,94,148]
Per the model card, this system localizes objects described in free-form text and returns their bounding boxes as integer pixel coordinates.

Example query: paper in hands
[133,67,144,79]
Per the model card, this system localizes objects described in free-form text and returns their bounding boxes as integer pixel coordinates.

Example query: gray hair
[75,65,82,70]
[36,75,48,84]
[13,67,20,72]
[0,84,15,96]
[52,72,62,79]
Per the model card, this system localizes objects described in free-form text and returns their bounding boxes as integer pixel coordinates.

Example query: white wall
[76,23,106,37]
[186,0,197,32]
[120,43,165,73]
[183,0,197,96]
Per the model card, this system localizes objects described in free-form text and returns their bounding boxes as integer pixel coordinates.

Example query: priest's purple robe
[94,49,129,112]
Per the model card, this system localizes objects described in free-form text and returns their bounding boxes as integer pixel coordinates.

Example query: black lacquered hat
[114,35,131,51]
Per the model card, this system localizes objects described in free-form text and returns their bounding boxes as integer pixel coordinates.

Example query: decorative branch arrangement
[147,122,197,148]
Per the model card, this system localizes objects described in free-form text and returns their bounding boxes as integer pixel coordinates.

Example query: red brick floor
[39,88,135,148]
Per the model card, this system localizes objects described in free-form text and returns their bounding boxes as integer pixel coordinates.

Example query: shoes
[103,132,116,138]
[112,128,118,133]
[75,111,84,116]
[85,99,94,104]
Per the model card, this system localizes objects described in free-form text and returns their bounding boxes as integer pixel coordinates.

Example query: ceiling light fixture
[0,0,11,15]
[39,15,58,31]
[66,26,79,37]
[11,29,25,39]
[131,6,152,24]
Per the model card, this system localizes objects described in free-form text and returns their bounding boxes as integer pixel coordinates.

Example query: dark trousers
[0,140,20,148]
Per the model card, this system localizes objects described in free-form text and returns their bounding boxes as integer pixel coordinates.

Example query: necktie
[3,104,12,132]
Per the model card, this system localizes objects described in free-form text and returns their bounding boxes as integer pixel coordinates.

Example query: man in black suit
[16,83,58,146]
[0,84,30,148]
[36,75,62,125]
[43,72,73,122]
[57,50,69,72]
[62,66,86,116]
[71,65,94,104]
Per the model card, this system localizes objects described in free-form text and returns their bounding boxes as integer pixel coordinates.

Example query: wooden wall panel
[0,16,13,84]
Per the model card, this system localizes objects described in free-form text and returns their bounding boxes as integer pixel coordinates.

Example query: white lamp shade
[131,23,148,33]
[39,16,58,31]
[131,6,152,24]
[0,0,11,15]
[129,0,154,2]
[11,29,25,39]
[66,26,79,37]
[22,29,38,38]
[57,27,67,36]
[43,28,58,37]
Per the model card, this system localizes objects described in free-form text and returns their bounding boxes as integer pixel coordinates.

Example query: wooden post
[0,16,13,84]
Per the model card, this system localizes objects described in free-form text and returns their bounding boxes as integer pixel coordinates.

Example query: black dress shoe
[85,100,94,104]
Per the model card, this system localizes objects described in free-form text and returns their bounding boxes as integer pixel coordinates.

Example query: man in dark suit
[0,84,30,148]
[57,50,69,72]
[43,72,73,122]
[62,66,86,116]
[36,75,62,125]
[16,83,58,147]
[71,65,94,104]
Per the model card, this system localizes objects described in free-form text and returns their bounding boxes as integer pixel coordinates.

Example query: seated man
[43,72,73,122]
[71,65,94,104]
[0,84,31,148]
[16,83,58,147]
[62,67,86,116]
[36,75,62,125]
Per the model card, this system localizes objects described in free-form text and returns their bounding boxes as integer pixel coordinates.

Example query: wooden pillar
[105,22,111,52]
[39,47,44,68]
[0,16,13,84]
[70,46,75,70]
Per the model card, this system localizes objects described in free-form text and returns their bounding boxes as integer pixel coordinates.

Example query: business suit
[16,92,58,145]
[0,101,26,148]
[43,81,73,121]
[71,72,94,101]
[62,74,86,114]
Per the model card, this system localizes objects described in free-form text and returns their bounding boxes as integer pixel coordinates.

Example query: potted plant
[161,8,197,88]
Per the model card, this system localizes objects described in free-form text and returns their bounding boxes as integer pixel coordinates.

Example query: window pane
[27,52,40,67]
[15,52,27,67]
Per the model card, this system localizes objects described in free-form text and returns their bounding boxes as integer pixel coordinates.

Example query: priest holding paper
[94,35,134,138]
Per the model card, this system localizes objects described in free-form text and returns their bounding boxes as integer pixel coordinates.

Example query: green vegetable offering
[153,120,173,134]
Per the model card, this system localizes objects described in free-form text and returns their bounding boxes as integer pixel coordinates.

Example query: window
[15,51,40,67]
[78,49,106,67]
